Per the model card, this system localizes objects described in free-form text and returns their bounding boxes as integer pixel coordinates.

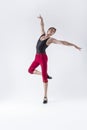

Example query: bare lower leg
[33,70,41,75]
[33,70,52,80]
[43,82,48,98]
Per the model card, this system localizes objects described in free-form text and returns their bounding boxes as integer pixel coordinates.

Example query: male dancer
[28,15,81,104]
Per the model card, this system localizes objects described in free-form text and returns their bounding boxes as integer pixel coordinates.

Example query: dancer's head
[47,27,56,36]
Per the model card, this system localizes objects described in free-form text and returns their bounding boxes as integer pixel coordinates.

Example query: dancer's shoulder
[40,33,45,38]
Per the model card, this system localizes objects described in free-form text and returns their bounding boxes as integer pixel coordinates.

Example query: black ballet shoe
[43,97,48,104]
[47,74,52,79]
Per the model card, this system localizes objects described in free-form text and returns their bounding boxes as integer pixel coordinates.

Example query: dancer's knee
[42,75,48,83]
[28,67,33,74]
[43,80,48,83]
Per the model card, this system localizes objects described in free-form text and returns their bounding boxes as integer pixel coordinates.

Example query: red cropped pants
[28,53,48,83]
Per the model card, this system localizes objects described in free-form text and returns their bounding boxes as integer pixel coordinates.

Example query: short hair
[48,27,56,31]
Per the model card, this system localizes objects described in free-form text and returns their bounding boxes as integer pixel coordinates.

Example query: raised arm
[37,15,45,35]
[51,38,81,51]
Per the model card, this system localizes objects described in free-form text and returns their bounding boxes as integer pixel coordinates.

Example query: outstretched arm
[37,15,45,35]
[51,38,81,51]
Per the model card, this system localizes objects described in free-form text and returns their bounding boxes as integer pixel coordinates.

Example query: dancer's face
[47,28,56,36]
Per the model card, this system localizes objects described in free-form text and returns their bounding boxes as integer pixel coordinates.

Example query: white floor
[0,99,87,130]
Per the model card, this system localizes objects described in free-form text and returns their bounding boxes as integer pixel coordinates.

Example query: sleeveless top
[36,34,49,53]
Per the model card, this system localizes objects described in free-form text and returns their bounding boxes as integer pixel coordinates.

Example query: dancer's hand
[74,45,82,51]
[37,15,43,20]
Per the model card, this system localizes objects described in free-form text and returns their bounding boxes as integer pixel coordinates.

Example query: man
[28,15,81,104]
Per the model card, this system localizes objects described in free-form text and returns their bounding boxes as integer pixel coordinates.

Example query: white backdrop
[0,0,87,129]
[0,0,87,101]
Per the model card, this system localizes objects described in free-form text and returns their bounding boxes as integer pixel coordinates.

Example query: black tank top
[36,34,49,53]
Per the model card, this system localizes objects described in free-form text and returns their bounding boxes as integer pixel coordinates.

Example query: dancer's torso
[36,34,49,54]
